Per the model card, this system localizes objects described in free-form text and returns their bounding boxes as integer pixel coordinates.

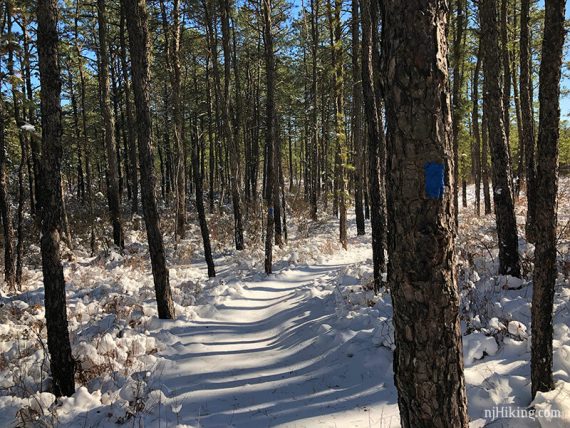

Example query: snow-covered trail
[157,247,399,427]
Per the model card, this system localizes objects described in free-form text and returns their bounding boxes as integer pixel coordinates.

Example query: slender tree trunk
[452,0,466,227]
[120,4,139,215]
[531,0,565,399]
[194,121,216,278]
[480,0,521,278]
[98,0,124,249]
[309,0,319,220]
[160,0,185,241]
[512,55,525,192]
[472,42,482,217]
[361,0,386,290]
[352,0,365,236]
[0,100,15,290]
[21,16,37,215]
[273,123,283,247]
[123,0,175,319]
[381,1,469,426]
[220,0,245,250]
[326,0,347,248]
[500,0,512,150]
[521,0,536,242]
[482,108,492,214]
[1,6,17,289]
[36,0,76,397]
[263,0,276,274]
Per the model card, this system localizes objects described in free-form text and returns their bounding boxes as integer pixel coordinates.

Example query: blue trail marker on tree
[424,162,445,199]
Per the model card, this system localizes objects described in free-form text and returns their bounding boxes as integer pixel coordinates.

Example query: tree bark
[380,1,469,426]
[480,0,521,278]
[531,0,565,399]
[123,0,175,320]
[37,0,76,397]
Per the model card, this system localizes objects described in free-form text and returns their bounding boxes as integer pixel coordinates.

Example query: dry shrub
[319,239,340,255]
[123,254,147,271]
[208,212,234,247]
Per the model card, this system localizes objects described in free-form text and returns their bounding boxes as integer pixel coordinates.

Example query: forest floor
[0,180,569,427]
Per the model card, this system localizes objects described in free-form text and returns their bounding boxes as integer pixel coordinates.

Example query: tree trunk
[1,6,16,290]
[220,0,245,250]
[381,1,469,426]
[0,100,15,291]
[309,0,319,221]
[160,0,185,241]
[531,0,565,399]
[193,121,216,278]
[452,0,466,227]
[98,0,124,250]
[361,0,386,291]
[500,0,512,150]
[472,41,482,217]
[351,0,365,236]
[36,0,76,397]
[119,4,139,215]
[480,0,521,278]
[482,107,492,214]
[263,0,276,274]
[521,0,536,242]
[123,0,175,320]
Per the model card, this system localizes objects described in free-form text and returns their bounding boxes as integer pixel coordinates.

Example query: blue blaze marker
[424,162,445,199]
[268,207,274,216]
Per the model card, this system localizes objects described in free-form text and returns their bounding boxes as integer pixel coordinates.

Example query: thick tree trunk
[123,0,175,320]
[36,0,76,397]
[380,1,469,426]
[531,0,565,399]
[480,0,521,278]
[98,0,124,250]
[521,0,536,242]
[361,0,387,291]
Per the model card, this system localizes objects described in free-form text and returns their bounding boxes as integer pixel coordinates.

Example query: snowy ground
[0,180,569,427]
